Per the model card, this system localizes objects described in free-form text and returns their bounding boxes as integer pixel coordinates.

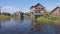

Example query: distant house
[24,12,30,17]
[49,6,60,18]
[13,11,21,17]
[30,3,46,20]
[1,12,11,16]
[13,11,24,19]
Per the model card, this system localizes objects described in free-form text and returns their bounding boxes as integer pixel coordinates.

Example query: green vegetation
[36,11,60,26]
[36,11,60,23]
[50,18,60,22]
[36,17,52,23]
[36,17,60,23]
[50,18,60,25]
[25,16,30,18]
[0,15,12,20]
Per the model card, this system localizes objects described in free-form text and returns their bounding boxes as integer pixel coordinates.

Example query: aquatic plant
[36,17,60,24]
[36,17,52,23]
[25,16,30,18]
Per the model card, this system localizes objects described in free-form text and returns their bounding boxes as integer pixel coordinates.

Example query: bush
[36,17,52,23]
[36,17,60,23]
[50,18,60,23]
[0,15,12,20]
[25,16,29,18]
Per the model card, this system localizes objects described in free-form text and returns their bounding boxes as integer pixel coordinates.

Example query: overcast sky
[0,0,60,13]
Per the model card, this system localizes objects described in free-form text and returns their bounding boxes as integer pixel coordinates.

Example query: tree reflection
[52,24,60,34]
[31,20,43,32]
[20,13,24,20]
[0,21,1,28]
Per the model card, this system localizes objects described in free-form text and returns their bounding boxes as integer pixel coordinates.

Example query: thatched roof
[50,6,60,14]
[35,3,45,8]
[30,3,45,9]
[30,6,35,9]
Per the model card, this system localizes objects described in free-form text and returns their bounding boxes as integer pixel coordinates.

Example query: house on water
[49,6,60,18]
[30,3,46,21]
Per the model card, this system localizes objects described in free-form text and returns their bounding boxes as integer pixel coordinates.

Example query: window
[31,12,34,14]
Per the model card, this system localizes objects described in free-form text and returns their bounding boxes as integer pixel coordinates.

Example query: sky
[0,0,60,14]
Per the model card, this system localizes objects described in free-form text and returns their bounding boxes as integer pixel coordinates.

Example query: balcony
[34,12,43,15]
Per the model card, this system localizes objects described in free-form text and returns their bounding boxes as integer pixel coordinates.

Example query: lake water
[0,18,60,34]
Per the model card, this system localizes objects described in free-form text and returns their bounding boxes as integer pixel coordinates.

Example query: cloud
[1,6,20,14]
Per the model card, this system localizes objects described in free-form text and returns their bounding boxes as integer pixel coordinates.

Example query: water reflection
[20,13,24,20]
[13,18,24,24]
[31,19,60,34]
[0,18,60,34]
[52,23,60,34]
[0,21,1,28]
[31,20,45,32]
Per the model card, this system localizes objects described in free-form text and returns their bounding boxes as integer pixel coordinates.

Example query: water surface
[0,18,60,34]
